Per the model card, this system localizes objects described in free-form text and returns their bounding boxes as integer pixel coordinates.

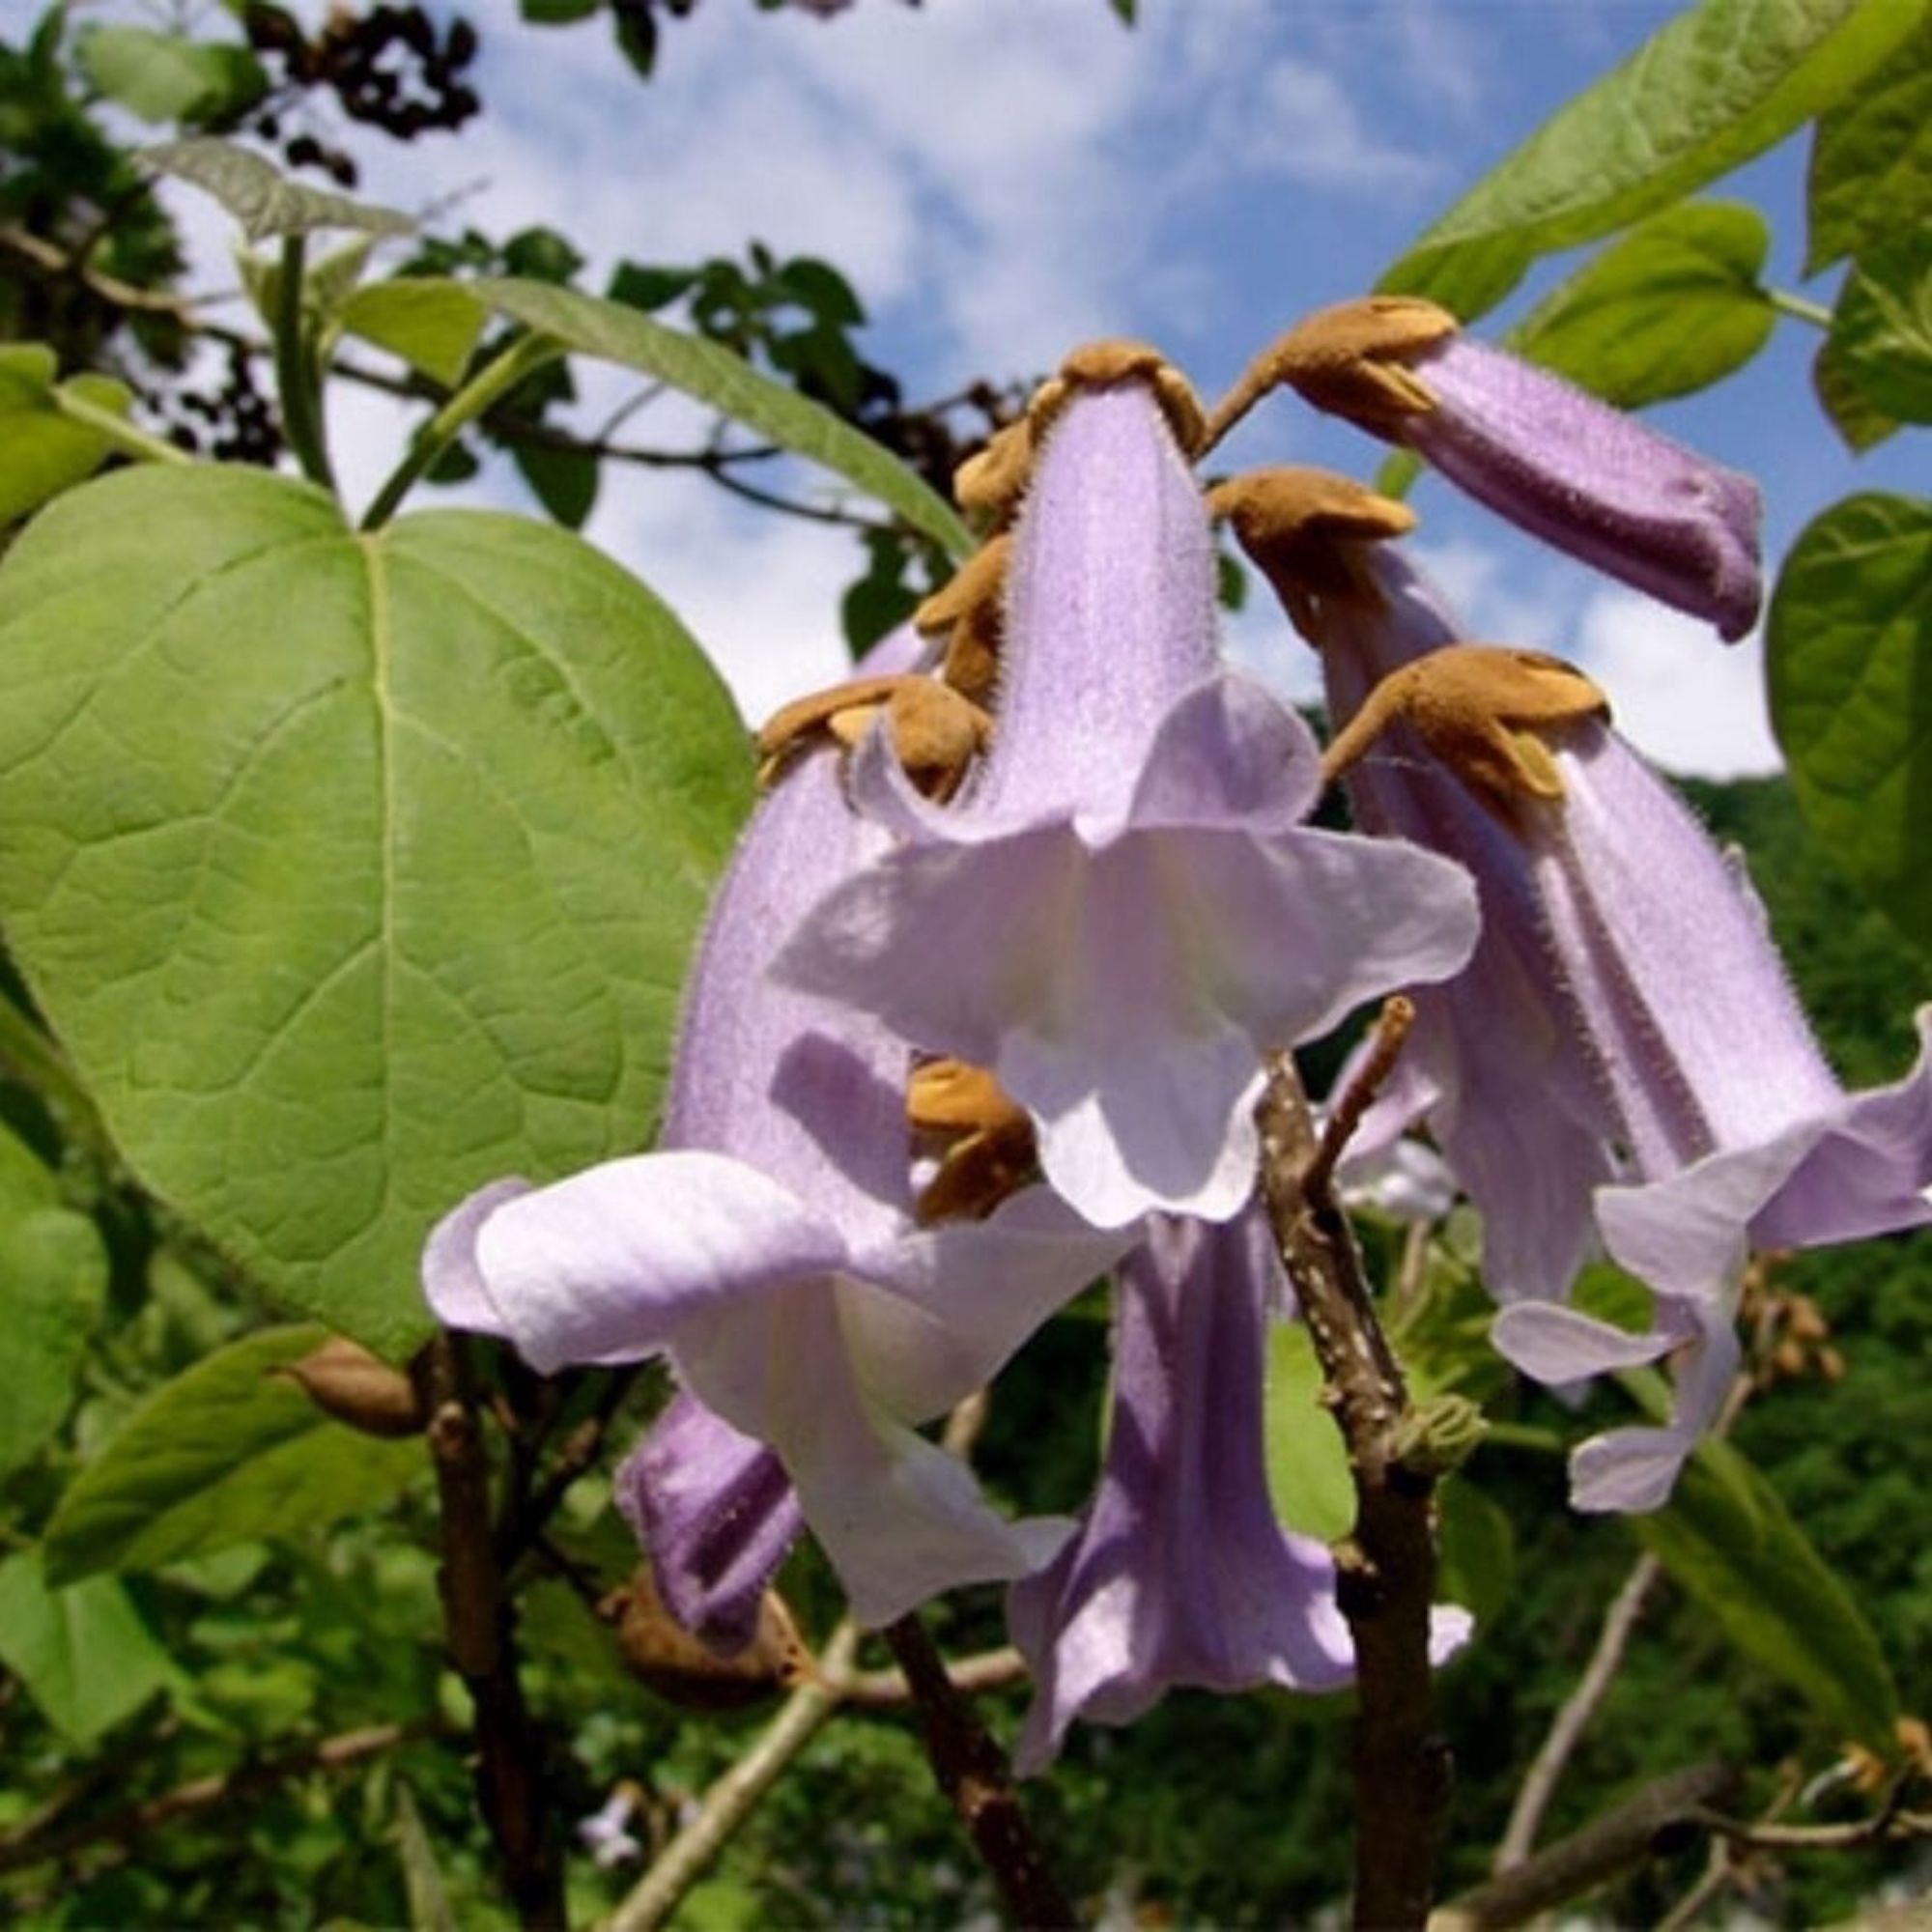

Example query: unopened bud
[272,1336,425,1438]
[606,1566,808,1712]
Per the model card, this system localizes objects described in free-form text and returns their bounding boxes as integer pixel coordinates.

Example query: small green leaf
[144,137,412,242]
[0,465,753,1353]
[1380,0,1927,320]
[0,345,136,525]
[1813,327,1900,451]
[339,280,490,387]
[1634,1434,1899,1747]
[1826,234,1932,424]
[0,1551,173,1744]
[1506,202,1775,408]
[43,1325,422,1584]
[1768,492,1932,957]
[512,440,599,529]
[473,277,974,558]
[609,262,700,314]
[1805,13,1931,271]
[521,0,600,18]
[1435,1479,1515,1629]
[0,1200,109,1478]
[1263,1321,1353,1543]
[77,26,267,126]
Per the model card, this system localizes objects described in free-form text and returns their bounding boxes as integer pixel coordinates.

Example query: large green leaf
[1263,1320,1353,1543]
[1804,12,1931,272]
[1825,233,1932,425]
[1633,1435,1899,1748]
[0,1552,173,1744]
[0,345,135,526]
[1812,327,1899,453]
[43,1325,423,1584]
[1506,202,1775,408]
[76,26,266,126]
[472,277,975,558]
[1767,493,1932,958]
[0,465,753,1353]
[1379,0,1925,320]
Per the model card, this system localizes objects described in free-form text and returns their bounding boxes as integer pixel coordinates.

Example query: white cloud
[1574,590,1780,781]
[1240,59,1437,190]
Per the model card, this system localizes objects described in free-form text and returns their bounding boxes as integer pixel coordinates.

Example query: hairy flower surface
[1229,471,1931,1509]
[1008,1209,1467,1773]
[425,729,1125,1626]
[778,368,1479,1229]
[1215,299,1761,639]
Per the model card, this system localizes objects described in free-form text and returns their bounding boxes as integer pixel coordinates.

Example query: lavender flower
[1008,1208,1468,1773]
[1210,298,1762,639]
[777,355,1479,1230]
[614,1393,802,1657]
[425,722,1125,1627]
[1224,469,1932,1509]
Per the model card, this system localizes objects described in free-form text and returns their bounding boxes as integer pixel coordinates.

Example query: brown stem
[0,1723,426,1877]
[1256,1047,1446,1931]
[423,1332,566,1929]
[879,1615,1075,1929]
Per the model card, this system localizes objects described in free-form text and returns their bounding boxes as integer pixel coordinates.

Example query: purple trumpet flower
[1225,470,1932,1510]
[425,713,1127,1628]
[776,356,1479,1231]
[1008,1208,1468,1774]
[1213,298,1762,639]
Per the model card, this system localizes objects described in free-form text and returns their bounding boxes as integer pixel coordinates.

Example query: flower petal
[471,1151,850,1373]
[422,1176,533,1335]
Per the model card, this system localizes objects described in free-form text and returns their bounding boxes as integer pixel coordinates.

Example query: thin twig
[1433,1762,1739,1931]
[1257,1043,1446,1931]
[603,1622,863,1932]
[496,1364,643,1569]
[839,1646,1028,1711]
[1310,994,1413,1195]
[1494,1550,1664,1871]
[0,1723,426,1876]
[423,1333,566,1929]
[879,1613,1075,1929]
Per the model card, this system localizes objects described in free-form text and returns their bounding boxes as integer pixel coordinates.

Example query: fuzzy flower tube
[777,349,1480,1231]
[1007,1208,1471,1773]
[1223,469,1932,1510]
[423,715,1127,1630]
[1208,298,1762,640]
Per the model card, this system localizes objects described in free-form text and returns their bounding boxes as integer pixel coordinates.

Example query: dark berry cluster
[153,342,281,466]
[237,4,480,185]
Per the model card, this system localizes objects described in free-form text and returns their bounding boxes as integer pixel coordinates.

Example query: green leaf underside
[1804,13,1932,273]
[1379,0,1926,319]
[1634,1434,1900,1748]
[143,137,412,242]
[0,465,752,1355]
[0,1552,173,1745]
[1767,493,1932,958]
[1827,235,1932,425]
[1263,1321,1354,1544]
[1506,202,1774,408]
[470,277,975,557]
[0,345,135,525]
[1812,328,1899,452]
[43,1324,422,1584]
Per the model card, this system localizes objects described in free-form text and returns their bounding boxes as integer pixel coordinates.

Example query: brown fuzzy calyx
[1322,644,1610,812]
[756,673,990,801]
[1204,296,1459,449]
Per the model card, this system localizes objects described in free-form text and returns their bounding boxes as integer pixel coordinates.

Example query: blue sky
[14,0,1914,773]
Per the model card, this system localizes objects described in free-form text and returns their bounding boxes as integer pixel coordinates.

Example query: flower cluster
[423,298,1929,1763]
